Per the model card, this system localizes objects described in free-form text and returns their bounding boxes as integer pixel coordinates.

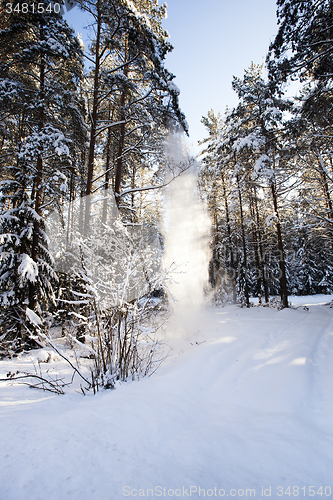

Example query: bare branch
[117,163,192,199]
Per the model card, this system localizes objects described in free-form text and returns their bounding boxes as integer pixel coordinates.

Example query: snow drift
[0,296,332,499]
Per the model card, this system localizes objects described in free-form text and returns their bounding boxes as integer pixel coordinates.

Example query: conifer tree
[0,0,85,352]
[268,0,333,84]
[229,64,291,307]
[79,0,187,230]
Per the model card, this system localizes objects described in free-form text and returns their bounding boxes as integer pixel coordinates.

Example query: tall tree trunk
[114,38,129,208]
[129,162,136,222]
[254,189,269,303]
[102,103,114,224]
[270,179,288,308]
[209,184,220,290]
[84,0,101,234]
[29,25,45,311]
[250,192,262,304]
[221,171,236,302]
[114,90,126,207]
[317,150,333,219]
[79,150,86,236]
[236,173,250,307]
[66,164,75,249]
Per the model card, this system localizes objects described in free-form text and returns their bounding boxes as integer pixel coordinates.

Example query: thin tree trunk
[236,173,250,307]
[270,179,288,308]
[254,189,269,303]
[250,192,262,304]
[84,0,101,234]
[79,150,86,235]
[102,103,114,224]
[209,186,220,290]
[115,39,129,208]
[221,171,236,302]
[131,163,136,221]
[66,164,75,249]
[115,90,126,207]
[317,151,333,219]
[29,24,45,311]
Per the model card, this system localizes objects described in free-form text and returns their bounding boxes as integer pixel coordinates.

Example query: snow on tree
[0,0,86,353]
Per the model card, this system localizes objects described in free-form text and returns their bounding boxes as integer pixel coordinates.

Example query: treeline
[199,0,333,307]
[0,0,187,358]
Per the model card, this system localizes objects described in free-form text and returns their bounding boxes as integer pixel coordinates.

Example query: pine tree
[79,0,187,231]
[200,65,297,308]
[199,110,238,303]
[0,0,85,353]
[268,0,333,84]
[229,64,292,307]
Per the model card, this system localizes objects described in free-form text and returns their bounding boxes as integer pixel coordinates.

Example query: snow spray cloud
[162,134,211,326]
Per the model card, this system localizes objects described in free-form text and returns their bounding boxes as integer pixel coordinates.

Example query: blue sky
[64,0,278,154]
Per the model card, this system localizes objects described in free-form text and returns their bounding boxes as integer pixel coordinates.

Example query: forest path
[0,300,332,499]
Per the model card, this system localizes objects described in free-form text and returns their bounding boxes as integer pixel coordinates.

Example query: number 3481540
[4,3,62,14]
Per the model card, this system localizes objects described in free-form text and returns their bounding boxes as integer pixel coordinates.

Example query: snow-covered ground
[1,295,333,500]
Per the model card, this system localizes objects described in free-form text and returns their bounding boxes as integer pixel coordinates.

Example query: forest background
[1,0,333,389]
